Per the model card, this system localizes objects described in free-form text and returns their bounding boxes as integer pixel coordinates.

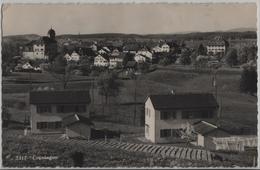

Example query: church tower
[48,27,56,40]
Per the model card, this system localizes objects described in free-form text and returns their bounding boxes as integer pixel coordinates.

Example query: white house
[94,55,109,67]
[90,44,97,52]
[70,51,80,62]
[207,36,228,56]
[33,44,46,59]
[29,90,91,134]
[145,93,219,144]
[134,54,147,63]
[22,62,34,70]
[111,48,120,57]
[23,43,48,60]
[98,49,107,55]
[109,56,123,69]
[161,43,170,53]
[137,48,153,61]
[64,53,71,61]
[152,45,162,53]
[152,43,170,53]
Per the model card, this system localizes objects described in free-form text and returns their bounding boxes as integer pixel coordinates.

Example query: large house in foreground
[30,90,91,135]
[145,93,219,143]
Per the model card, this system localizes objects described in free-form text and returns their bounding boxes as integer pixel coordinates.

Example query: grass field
[2,129,239,167]
[2,68,257,133]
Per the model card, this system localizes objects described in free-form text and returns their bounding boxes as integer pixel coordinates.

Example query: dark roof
[126,61,137,68]
[123,44,140,51]
[63,114,94,127]
[193,121,230,136]
[193,121,218,135]
[30,90,91,104]
[148,93,218,110]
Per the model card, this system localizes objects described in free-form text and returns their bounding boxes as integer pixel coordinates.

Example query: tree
[180,48,191,65]
[47,54,74,89]
[122,52,134,68]
[2,105,11,127]
[225,48,238,67]
[240,67,257,95]
[97,71,122,104]
[197,44,207,55]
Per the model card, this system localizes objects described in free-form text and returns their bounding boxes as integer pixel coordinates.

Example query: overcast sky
[2,3,257,36]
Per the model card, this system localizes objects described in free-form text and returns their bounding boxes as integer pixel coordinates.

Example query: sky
[2,3,257,36]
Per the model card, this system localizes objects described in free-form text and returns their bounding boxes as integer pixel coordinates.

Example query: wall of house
[203,136,218,150]
[145,98,156,143]
[153,109,218,144]
[65,123,91,139]
[30,104,89,134]
[197,134,204,147]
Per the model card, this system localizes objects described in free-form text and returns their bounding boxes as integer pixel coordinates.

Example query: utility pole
[133,73,137,126]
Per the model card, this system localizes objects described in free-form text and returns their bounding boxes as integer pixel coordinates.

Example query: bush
[240,67,257,95]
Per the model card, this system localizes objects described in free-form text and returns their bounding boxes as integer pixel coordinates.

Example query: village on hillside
[1,3,258,168]
[2,27,258,168]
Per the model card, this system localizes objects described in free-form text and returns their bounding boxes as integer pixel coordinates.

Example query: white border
[0,0,259,169]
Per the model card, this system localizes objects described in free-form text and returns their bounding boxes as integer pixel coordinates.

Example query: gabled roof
[193,121,218,135]
[147,93,218,110]
[30,90,91,104]
[63,114,94,127]
[96,54,109,61]
[193,121,230,136]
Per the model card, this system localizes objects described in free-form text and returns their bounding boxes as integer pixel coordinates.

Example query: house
[90,44,97,52]
[98,49,107,55]
[161,43,170,53]
[137,48,153,61]
[109,56,123,69]
[94,54,109,67]
[70,51,80,62]
[145,93,219,143]
[152,43,170,53]
[134,54,147,63]
[207,36,229,56]
[29,90,91,134]
[63,114,93,139]
[193,121,230,150]
[123,44,140,54]
[22,43,48,60]
[152,45,162,53]
[22,62,33,70]
[111,48,120,57]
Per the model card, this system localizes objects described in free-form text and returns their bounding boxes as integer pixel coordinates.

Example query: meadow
[2,67,257,134]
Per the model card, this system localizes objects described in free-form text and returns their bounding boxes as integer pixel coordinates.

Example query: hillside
[3,31,257,43]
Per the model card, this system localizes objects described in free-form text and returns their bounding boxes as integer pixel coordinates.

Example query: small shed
[193,121,230,150]
[63,114,94,139]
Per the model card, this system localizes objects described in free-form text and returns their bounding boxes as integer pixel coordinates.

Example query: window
[36,121,62,129]
[75,105,86,113]
[37,122,47,129]
[201,110,213,118]
[145,124,149,136]
[160,111,176,120]
[37,105,51,113]
[57,105,86,113]
[160,129,171,138]
[182,111,193,119]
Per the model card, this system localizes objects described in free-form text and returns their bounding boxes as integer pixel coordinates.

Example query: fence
[212,136,257,152]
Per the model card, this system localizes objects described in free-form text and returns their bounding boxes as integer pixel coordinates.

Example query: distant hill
[226,27,257,32]
[3,34,41,44]
[3,30,257,45]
